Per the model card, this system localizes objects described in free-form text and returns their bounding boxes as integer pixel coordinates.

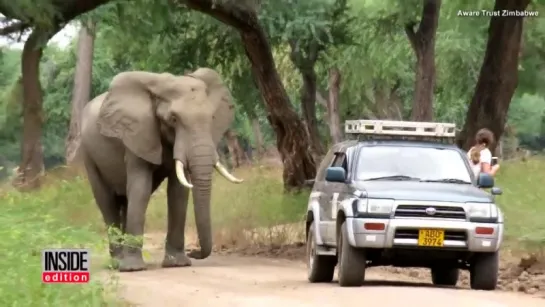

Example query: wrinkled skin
[80,68,243,272]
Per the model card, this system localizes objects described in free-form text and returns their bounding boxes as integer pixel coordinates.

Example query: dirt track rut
[116,255,545,307]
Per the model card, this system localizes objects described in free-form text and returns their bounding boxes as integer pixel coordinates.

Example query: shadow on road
[362,279,460,290]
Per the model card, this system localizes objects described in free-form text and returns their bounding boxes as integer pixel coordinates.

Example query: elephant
[80,68,244,272]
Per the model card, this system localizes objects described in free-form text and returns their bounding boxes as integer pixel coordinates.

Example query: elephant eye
[169,115,177,125]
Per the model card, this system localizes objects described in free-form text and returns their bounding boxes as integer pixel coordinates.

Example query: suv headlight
[355,198,394,216]
[466,202,499,222]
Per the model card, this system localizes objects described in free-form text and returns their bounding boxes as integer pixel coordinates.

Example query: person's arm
[489,164,500,176]
[479,149,499,176]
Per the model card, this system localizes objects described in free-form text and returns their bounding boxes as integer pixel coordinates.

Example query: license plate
[418,229,444,247]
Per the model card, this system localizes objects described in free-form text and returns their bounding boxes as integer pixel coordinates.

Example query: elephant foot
[187,249,210,260]
[161,252,192,268]
[106,244,123,270]
[118,252,147,272]
[106,258,121,270]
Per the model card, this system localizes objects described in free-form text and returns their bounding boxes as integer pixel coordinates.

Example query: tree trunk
[65,20,96,165]
[288,39,324,157]
[327,67,342,144]
[241,29,316,190]
[300,69,324,155]
[250,117,264,158]
[13,29,47,190]
[373,82,404,120]
[457,0,530,151]
[404,0,441,121]
[224,129,247,168]
[181,0,317,191]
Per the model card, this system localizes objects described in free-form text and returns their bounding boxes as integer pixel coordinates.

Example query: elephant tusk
[214,162,244,184]
[175,160,193,189]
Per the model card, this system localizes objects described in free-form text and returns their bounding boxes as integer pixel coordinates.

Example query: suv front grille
[394,204,466,220]
[394,229,467,241]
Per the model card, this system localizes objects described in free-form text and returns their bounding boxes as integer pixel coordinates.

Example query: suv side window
[315,149,336,181]
[331,152,348,172]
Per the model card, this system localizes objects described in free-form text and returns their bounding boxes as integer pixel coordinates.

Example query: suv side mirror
[491,187,503,195]
[325,167,346,183]
[477,173,494,189]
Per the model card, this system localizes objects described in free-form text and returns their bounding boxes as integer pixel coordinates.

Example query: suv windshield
[355,145,472,183]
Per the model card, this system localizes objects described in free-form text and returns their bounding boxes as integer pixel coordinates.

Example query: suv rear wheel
[470,252,499,290]
[431,267,459,286]
[307,222,336,283]
[337,221,366,287]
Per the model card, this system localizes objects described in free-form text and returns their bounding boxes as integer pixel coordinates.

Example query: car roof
[357,139,458,149]
[331,140,359,152]
[330,139,461,154]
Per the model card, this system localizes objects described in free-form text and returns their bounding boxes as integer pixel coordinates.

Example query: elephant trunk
[186,148,215,260]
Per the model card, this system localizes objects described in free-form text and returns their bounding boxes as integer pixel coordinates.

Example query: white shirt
[467,147,492,177]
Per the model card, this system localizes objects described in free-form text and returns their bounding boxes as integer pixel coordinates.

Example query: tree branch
[315,90,327,107]
[404,22,418,52]
[0,21,28,36]
[417,0,441,37]
[179,0,257,32]
[307,40,320,64]
[390,79,401,95]
[2,0,110,37]
[0,3,21,20]
[53,0,111,27]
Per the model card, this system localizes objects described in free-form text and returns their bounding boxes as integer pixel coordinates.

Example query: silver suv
[304,120,504,289]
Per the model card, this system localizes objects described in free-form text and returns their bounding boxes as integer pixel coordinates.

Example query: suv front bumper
[346,217,503,253]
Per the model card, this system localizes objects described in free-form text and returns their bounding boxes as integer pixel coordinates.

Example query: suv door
[322,150,349,245]
[310,148,336,244]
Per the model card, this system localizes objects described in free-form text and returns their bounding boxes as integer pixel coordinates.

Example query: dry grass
[0,161,310,251]
[145,163,309,250]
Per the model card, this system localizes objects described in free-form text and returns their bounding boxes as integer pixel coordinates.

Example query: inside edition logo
[42,248,90,284]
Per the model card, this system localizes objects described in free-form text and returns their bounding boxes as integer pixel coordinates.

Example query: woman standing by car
[468,128,500,177]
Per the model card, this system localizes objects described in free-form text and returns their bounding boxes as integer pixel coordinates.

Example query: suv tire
[470,251,499,290]
[307,222,336,283]
[337,221,366,287]
[431,267,459,286]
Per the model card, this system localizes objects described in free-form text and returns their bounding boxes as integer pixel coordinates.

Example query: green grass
[1,156,543,305]
[0,178,119,307]
[495,156,545,250]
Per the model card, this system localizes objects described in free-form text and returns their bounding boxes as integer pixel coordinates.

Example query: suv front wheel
[337,221,366,287]
[470,252,499,290]
[307,221,336,283]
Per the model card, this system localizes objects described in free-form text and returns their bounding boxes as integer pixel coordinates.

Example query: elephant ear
[188,68,235,145]
[96,74,163,165]
[210,85,236,145]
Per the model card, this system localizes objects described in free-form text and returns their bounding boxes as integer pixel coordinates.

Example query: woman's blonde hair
[470,128,495,164]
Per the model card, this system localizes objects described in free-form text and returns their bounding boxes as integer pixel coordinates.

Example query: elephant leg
[115,195,128,233]
[120,153,153,272]
[84,157,123,261]
[162,171,192,268]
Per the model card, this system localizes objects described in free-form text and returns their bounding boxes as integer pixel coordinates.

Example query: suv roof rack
[344,119,457,143]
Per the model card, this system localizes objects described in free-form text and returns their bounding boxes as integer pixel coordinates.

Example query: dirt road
[116,255,545,307]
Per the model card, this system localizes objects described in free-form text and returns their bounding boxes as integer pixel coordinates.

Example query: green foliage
[1,0,545,177]
[508,94,545,149]
[0,1,58,27]
[0,177,120,306]
[260,0,353,48]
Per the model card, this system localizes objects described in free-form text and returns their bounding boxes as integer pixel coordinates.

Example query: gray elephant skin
[80,68,243,272]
